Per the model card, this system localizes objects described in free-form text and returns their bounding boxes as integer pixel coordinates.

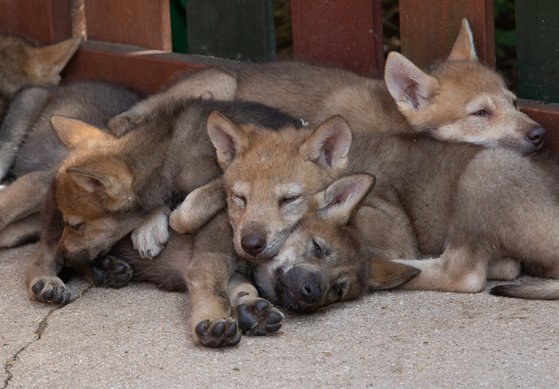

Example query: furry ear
[207,111,249,169]
[367,260,420,290]
[300,115,353,176]
[66,159,135,206]
[315,174,375,225]
[27,37,81,82]
[384,52,440,112]
[447,19,478,62]
[51,115,111,150]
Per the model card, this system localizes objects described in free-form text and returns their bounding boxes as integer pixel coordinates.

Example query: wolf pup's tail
[490,280,559,300]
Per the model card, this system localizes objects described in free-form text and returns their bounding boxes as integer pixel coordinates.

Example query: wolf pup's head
[50,116,143,268]
[384,19,544,154]
[252,174,420,312]
[208,113,352,261]
[0,36,80,117]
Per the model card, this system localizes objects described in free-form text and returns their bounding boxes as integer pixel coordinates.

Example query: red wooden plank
[0,0,72,44]
[83,0,172,51]
[62,41,234,94]
[518,99,559,154]
[399,0,495,68]
[291,0,384,78]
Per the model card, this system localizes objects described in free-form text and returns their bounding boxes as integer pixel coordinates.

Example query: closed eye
[279,195,300,207]
[471,109,489,116]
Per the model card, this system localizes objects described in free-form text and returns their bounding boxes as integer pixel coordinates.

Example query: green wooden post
[170,0,188,53]
[186,0,275,61]
[516,0,559,102]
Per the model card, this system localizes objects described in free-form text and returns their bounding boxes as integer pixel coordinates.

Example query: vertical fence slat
[516,1,559,103]
[291,0,384,78]
[84,0,171,50]
[187,0,275,61]
[399,0,495,68]
[0,0,72,44]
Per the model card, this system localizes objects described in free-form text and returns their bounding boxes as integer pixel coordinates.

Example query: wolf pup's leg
[0,213,42,247]
[26,242,70,304]
[394,244,491,293]
[228,272,284,336]
[0,170,53,231]
[170,177,226,234]
[108,68,238,136]
[0,87,52,180]
[184,214,241,347]
[131,206,170,259]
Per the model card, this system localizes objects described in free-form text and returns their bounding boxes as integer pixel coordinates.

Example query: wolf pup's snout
[525,126,545,148]
[283,267,323,308]
[241,231,267,257]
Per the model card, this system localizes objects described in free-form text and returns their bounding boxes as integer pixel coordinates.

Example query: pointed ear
[367,260,420,290]
[447,19,478,62]
[384,52,440,112]
[66,159,135,206]
[299,115,352,176]
[50,115,111,150]
[27,37,81,82]
[315,174,375,225]
[207,111,249,169]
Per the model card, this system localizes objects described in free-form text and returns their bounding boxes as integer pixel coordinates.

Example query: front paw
[132,208,170,259]
[107,113,136,137]
[29,276,70,304]
[92,256,132,288]
[194,317,241,348]
[236,297,284,336]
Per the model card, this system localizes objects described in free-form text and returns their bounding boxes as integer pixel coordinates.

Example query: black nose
[241,233,266,257]
[300,280,322,304]
[526,126,545,146]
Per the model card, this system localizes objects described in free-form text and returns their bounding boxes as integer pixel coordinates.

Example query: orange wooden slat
[83,0,172,51]
[291,0,384,78]
[62,41,234,94]
[0,0,72,44]
[519,99,559,154]
[399,0,495,68]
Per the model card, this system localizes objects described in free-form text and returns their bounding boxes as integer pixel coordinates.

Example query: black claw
[266,311,284,325]
[195,320,210,336]
[265,323,282,333]
[210,321,225,337]
[224,320,239,338]
[255,299,270,312]
[32,280,44,296]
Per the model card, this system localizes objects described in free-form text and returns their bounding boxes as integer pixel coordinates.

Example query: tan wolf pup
[209,102,559,299]
[110,19,544,155]
[27,99,308,347]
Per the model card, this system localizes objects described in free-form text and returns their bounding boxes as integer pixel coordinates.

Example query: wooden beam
[291,0,384,78]
[0,0,72,44]
[62,40,234,94]
[399,0,495,68]
[83,0,172,51]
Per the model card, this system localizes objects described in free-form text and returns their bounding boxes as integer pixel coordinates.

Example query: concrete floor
[2,243,558,388]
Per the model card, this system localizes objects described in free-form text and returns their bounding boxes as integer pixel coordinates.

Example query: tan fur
[110,20,544,154]
[27,98,301,347]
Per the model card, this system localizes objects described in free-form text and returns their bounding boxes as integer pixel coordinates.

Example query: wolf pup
[0,35,81,176]
[250,173,420,312]
[27,99,302,347]
[110,20,544,154]
[0,82,143,248]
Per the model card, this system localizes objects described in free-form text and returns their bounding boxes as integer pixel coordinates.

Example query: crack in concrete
[2,284,93,389]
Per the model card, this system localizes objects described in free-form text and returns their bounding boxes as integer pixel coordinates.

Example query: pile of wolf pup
[1,20,557,348]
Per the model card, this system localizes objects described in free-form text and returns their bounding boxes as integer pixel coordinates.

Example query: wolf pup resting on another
[212,110,559,300]
[27,99,308,347]
[110,20,544,154]
[0,34,81,177]
[0,82,143,248]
